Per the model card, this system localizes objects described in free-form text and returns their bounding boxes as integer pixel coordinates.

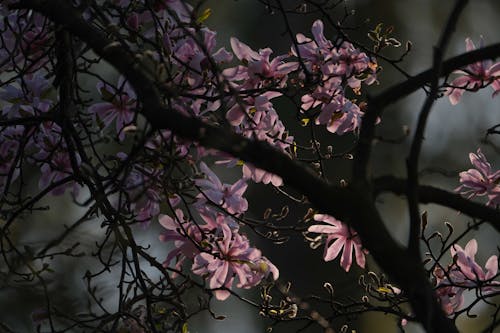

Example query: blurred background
[1,1,499,332]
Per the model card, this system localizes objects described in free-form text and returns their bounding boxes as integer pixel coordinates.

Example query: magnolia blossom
[295,20,377,136]
[89,76,137,141]
[446,37,500,105]
[434,239,499,315]
[314,95,365,135]
[226,37,298,88]
[0,74,53,117]
[169,27,232,87]
[308,214,366,272]
[192,223,278,300]
[293,20,377,84]
[456,149,500,206]
[159,209,278,300]
[159,209,204,273]
[226,92,280,126]
[0,12,52,72]
[292,19,334,71]
[195,162,248,214]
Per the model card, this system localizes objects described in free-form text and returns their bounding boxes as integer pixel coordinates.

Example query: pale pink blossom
[446,37,500,105]
[456,149,500,206]
[226,37,297,88]
[292,20,377,85]
[170,27,232,87]
[192,223,278,300]
[226,92,280,126]
[449,240,498,287]
[89,76,137,141]
[158,209,204,273]
[314,95,365,135]
[434,239,499,315]
[195,162,248,214]
[0,74,53,117]
[308,214,366,272]
[292,19,334,71]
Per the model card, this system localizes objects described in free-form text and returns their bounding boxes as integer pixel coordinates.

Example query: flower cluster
[0,74,81,196]
[433,239,499,315]
[195,162,248,215]
[295,20,378,135]
[159,208,278,300]
[0,10,52,72]
[446,37,500,105]
[456,149,500,206]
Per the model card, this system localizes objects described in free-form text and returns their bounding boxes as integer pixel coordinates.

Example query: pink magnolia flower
[169,27,232,87]
[314,95,365,135]
[326,41,378,87]
[226,91,280,126]
[197,206,240,231]
[292,20,377,86]
[434,239,499,315]
[0,74,53,117]
[89,76,137,141]
[159,209,204,273]
[449,239,498,288]
[456,149,500,206]
[192,223,278,300]
[38,150,80,196]
[225,37,298,88]
[308,214,367,272]
[0,12,52,72]
[195,162,248,214]
[292,19,334,71]
[446,37,500,105]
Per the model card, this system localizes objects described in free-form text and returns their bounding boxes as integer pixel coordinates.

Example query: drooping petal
[230,37,259,62]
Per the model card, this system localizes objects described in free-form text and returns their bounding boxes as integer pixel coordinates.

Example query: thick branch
[374,42,500,108]
[374,176,500,233]
[354,41,500,181]
[406,0,468,256]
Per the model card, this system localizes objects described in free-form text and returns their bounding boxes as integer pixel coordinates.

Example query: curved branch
[406,0,468,256]
[374,42,500,108]
[354,41,500,181]
[374,176,500,233]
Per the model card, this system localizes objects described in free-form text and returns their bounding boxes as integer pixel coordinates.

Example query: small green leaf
[196,8,212,24]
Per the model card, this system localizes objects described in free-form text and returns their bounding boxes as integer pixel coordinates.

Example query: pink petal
[210,261,229,289]
[485,255,498,279]
[340,240,354,272]
[324,237,344,262]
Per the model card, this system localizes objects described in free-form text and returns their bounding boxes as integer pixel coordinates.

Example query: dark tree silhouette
[1,1,499,332]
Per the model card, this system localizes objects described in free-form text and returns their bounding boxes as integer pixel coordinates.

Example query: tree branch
[374,176,500,233]
[406,0,468,257]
